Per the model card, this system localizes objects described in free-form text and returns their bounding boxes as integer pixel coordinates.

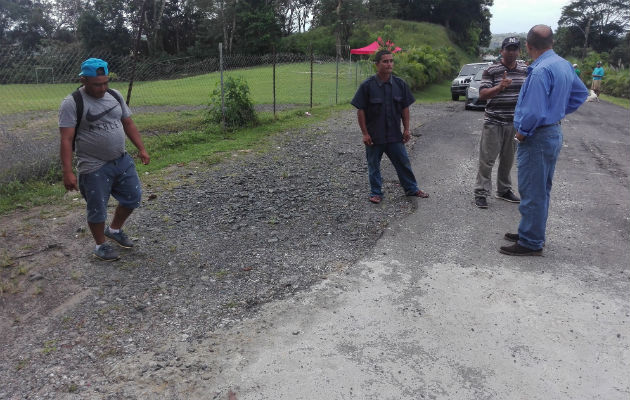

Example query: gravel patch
[0,103,452,398]
[0,104,300,184]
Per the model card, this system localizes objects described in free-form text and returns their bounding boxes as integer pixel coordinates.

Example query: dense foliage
[553,0,629,98]
[555,0,629,63]
[0,0,491,57]
[601,69,630,99]
[208,76,258,129]
[571,52,630,99]
[394,46,458,91]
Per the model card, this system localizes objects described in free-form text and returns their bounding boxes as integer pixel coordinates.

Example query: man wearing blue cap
[59,58,150,261]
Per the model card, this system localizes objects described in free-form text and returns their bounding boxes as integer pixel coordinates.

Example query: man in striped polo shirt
[473,37,528,209]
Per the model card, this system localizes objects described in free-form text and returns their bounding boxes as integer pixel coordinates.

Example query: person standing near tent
[351,50,429,204]
[59,58,150,261]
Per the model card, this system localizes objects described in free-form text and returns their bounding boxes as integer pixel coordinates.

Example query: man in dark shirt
[473,37,528,209]
[351,50,429,204]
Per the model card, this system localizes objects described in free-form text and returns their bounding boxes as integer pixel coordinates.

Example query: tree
[0,0,53,49]
[235,0,282,54]
[312,0,365,56]
[423,0,492,50]
[158,0,202,54]
[47,0,83,37]
[76,0,132,55]
[557,0,629,56]
[274,0,314,35]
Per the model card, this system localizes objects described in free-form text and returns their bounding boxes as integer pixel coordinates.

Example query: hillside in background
[281,19,474,63]
[488,33,527,49]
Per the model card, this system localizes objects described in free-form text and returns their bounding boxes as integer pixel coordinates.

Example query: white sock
[109,227,120,233]
[95,244,102,251]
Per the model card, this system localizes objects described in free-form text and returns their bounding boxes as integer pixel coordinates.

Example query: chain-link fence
[0,45,375,184]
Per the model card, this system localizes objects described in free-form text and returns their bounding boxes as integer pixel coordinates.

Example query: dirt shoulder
[0,103,454,399]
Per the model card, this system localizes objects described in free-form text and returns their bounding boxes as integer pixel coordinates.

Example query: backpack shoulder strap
[71,89,83,151]
[106,88,126,116]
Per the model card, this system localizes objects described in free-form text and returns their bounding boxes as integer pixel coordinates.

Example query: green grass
[600,94,630,109]
[0,179,67,213]
[1,62,368,114]
[413,80,452,103]
[132,109,207,133]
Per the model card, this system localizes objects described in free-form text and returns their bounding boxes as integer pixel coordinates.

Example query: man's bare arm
[60,127,78,191]
[479,71,512,100]
[121,117,150,165]
[402,107,411,143]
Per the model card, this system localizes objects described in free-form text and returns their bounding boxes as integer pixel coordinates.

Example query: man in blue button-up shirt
[500,25,588,256]
[351,50,429,204]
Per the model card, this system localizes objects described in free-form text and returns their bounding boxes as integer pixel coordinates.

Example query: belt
[538,121,561,129]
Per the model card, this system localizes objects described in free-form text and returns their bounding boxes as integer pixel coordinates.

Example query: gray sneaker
[94,242,120,261]
[105,226,134,248]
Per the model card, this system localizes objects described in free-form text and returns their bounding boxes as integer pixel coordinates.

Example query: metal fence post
[126,0,147,106]
[310,45,313,109]
[273,46,276,118]
[219,42,225,131]
[335,52,339,105]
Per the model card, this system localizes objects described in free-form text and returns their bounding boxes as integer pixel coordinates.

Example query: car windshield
[459,64,486,76]
[473,70,484,80]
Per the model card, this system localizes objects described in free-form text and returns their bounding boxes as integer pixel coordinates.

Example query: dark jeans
[517,124,563,250]
[365,142,419,197]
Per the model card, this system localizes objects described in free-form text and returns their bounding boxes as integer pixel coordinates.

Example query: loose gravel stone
[0,103,451,398]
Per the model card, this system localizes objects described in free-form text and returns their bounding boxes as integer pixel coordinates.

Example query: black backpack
[71,88,125,151]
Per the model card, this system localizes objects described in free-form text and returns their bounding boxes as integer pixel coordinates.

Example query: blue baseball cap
[79,58,108,77]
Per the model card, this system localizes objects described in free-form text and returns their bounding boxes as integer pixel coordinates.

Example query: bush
[577,51,629,99]
[208,76,258,129]
[393,46,458,91]
[602,69,630,99]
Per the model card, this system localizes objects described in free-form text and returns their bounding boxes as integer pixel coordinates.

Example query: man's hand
[63,171,78,191]
[138,149,150,165]
[515,132,525,142]
[362,133,373,146]
[402,129,411,143]
[499,71,512,90]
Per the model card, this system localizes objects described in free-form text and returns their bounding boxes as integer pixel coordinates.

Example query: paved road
[181,100,629,399]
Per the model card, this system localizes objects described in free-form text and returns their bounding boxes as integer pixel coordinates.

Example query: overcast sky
[489,0,572,34]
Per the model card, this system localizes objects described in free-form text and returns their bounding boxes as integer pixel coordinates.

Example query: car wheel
[452,94,458,101]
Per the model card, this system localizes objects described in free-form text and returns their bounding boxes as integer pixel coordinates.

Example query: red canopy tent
[350,41,402,55]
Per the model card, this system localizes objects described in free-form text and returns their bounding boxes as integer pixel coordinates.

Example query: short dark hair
[527,25,553,50]
[374,50,392,63]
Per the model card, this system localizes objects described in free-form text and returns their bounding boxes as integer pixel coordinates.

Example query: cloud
[490,0,572,34]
